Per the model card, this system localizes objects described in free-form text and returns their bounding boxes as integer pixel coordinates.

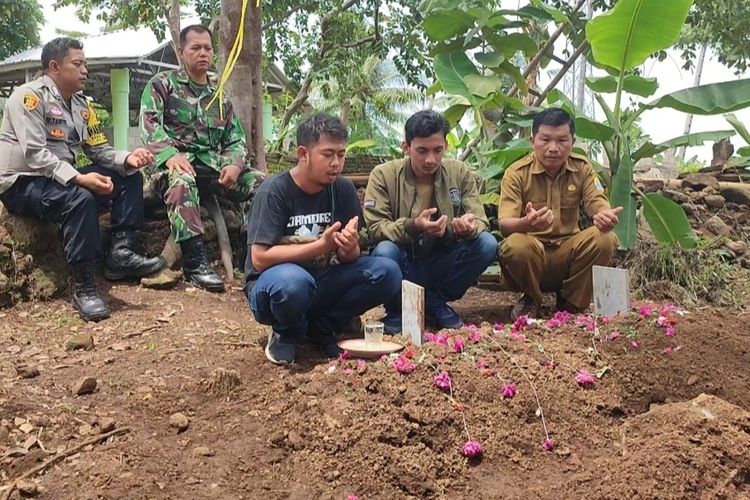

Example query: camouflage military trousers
[163,168,264,243]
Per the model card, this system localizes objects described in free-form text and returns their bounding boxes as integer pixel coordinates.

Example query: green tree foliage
[676,0,750,73]
[310,55,423,149]
[0,0,44,61]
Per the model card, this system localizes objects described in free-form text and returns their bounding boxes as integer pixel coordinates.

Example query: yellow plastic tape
[206,0,253,117]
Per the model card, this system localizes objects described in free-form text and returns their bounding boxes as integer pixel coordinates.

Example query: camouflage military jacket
[139,69,248,172]
[0,75,131,194]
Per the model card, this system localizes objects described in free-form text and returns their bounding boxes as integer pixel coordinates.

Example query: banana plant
[420,0,571,175]
[724,113,750,172]
[582,0,750,249]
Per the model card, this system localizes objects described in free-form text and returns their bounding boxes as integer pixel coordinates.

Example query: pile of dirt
[0,211,69,307]
[1,287,749,499]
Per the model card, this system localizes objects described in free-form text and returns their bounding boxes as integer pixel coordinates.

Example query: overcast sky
[39,0,750,163]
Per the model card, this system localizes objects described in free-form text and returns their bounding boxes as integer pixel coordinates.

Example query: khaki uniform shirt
[0,75,130,194]
[499,152,610,245]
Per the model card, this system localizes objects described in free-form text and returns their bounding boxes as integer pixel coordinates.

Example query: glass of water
[364,321,384,348]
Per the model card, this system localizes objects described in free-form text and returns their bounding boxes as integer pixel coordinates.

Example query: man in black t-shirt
[244,114,402,365]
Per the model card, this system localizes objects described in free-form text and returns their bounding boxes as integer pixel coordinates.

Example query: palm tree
[310,55,423,144]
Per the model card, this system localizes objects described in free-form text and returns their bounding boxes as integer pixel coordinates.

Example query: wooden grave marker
[592,265,630,317]
[401,280,424,346]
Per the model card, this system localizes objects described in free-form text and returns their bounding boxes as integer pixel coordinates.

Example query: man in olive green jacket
[364,110,497,332]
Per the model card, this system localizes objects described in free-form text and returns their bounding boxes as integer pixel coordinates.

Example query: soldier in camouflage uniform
[140,24,264,292]
[0,38,165,321]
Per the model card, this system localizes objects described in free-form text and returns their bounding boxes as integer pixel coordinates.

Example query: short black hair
[296,113,348,148]
[180,24,212,47]
[404,110,450,144]
[41,38,84,71]
[532,107,575,136]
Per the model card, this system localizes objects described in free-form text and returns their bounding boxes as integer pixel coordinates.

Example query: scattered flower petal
[543,438,555,451]
[575,369,597,388]
[606,331,620,341]
[451,337,465,353]
[391,355,416,374]
[501,383,517,399]
[665,326,676,337]
[629,340,639,349]
[546,310,573,329]
[638,304,653,317]
[475,358,487,369]
[469,330,482,343]
[574,315,597,332]
[433,370,452,390]
[462,440,483,458]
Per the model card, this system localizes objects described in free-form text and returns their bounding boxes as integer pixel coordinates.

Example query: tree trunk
[676,44,707,162]
[341,98,351,126]
[167,0,182,64]
[219,0,266,172]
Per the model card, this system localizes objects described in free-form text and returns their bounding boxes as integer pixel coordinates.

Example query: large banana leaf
[443,103,471,128]
[423,10,475,41]
[646,79,750,115]
[610,151,637,250]
[486,32,537,59]
[464,74,502,98]
[434,52,479,103]
[475,50,505,68]
[725,113,750,145]
[585,0,692,72]
[478,147,530,180]
[632,130,736,162]
[585,75,658,97]
[575,116,616,142]
[642,193,698,248]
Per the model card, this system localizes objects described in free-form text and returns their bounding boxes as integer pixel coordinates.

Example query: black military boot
[180,236,225,292]
[104,230,166,280]
[71,262,110,322]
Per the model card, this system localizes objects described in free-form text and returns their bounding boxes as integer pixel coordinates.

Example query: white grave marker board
[401,280,424,346]
[592,265,630,317]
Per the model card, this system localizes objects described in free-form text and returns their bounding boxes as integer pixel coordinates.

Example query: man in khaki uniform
[0,37,164,321]
[499,108,621,319]
[364,110,497,332]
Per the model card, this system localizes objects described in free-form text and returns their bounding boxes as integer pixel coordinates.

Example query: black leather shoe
[104,230,165,280]
[71,262,110,322]
[180,236,225,292]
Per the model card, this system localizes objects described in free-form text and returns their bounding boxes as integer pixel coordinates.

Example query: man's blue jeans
[246,256,402,338]
[371,231,497,312]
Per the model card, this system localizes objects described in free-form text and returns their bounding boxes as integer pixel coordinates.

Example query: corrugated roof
[1,26,168,66]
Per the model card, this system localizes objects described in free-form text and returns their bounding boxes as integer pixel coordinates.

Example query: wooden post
[401,281,424,346]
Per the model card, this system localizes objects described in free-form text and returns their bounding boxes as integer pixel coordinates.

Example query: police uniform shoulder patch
[22,94,40,112]
[49,128,65,139]
[48,104,63,117]
[81,109,90,120]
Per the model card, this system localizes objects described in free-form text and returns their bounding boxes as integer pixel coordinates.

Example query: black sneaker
[265,330,296,365]
[426,300,464,330]
[309,329,342,359]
